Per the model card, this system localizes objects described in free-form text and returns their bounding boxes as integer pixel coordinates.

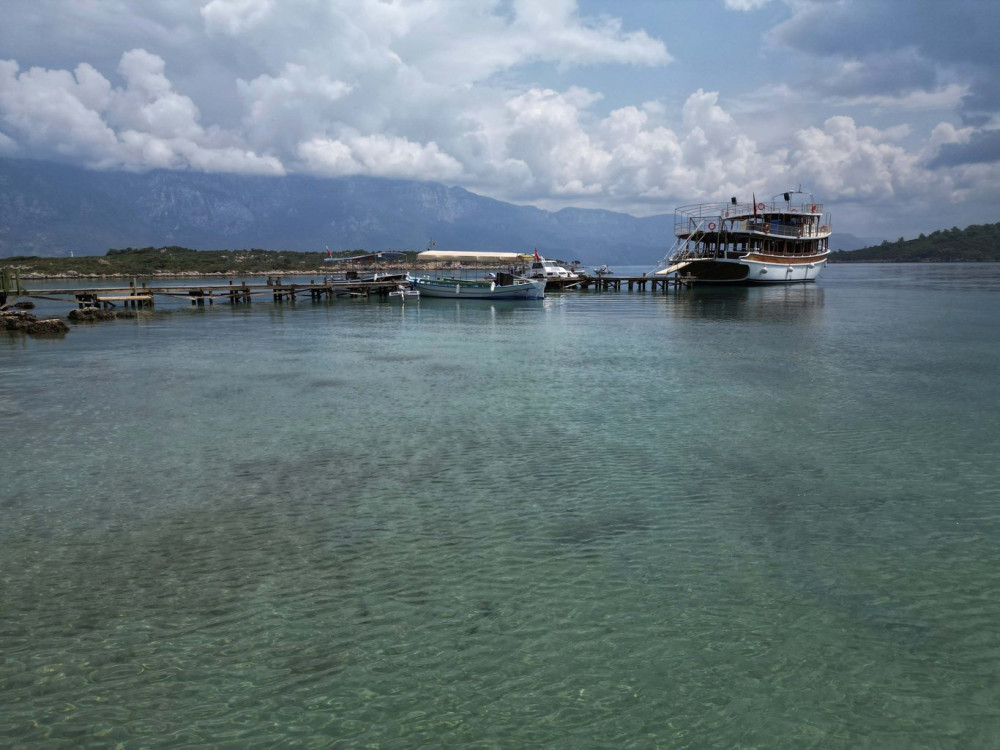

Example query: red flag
[752,193,757,219]
[534,248,540,261]
[325,246,333,257]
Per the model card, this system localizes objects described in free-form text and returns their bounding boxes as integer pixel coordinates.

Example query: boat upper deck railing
[676,199,824,221]
[676,217,831,239]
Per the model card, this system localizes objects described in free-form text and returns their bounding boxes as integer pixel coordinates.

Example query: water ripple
[3,267,1000,746]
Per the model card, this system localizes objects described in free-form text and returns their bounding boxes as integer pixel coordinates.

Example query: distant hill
[828,233,884,251]
[830,223,1000,262]
[0,158,677,266]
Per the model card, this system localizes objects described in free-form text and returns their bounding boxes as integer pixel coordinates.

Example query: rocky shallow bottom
[2,307,139,336]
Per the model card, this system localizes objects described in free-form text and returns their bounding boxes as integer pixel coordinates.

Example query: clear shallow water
[2,264,1000,748]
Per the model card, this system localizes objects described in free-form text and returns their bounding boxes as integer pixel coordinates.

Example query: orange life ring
[811,204,817,212]
[764,224,770,233]
[757,202,765,211]
[708,222,716,230]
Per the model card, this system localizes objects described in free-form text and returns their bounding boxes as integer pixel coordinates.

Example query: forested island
[831,222,1000,262]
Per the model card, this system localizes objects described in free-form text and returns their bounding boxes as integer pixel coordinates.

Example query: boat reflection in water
[658,283,826,324]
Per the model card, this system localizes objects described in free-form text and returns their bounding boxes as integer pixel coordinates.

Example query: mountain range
[0,158,874,264]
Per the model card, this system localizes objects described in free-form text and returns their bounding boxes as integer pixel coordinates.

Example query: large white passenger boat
[652,189,831,284]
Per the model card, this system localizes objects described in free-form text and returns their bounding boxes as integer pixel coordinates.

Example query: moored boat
[525,250,581,290]
[652,189,831,284]
[405,271,545,300]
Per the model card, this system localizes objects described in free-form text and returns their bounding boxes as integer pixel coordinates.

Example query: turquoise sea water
[2,263,1000,748]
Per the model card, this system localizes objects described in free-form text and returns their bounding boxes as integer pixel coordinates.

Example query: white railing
[675,217,831,238]
[675,199,824,226]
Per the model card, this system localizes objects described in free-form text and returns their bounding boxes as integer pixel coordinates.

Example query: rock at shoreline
[1,310,69,335]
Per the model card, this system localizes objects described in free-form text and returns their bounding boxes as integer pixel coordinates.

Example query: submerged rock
[26,318,69,335]
[68,307,117,322]
[2,310,36,331]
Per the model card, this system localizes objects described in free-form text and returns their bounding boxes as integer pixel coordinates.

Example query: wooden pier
[8,276,412,310]
[3,270,694,312]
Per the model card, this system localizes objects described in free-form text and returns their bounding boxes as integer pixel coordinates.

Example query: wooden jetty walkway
[2,269,693,310]
[4,276,412,309]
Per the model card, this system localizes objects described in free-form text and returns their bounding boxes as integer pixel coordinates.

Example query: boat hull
[406,275,545,300]
[678,256,827,284]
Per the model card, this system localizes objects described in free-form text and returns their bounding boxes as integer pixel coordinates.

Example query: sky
[1,0,999,241]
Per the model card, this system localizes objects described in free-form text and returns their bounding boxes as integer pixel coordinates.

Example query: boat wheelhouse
[652,190,831,284]
[525,251,582,291]
[526,257,577,280]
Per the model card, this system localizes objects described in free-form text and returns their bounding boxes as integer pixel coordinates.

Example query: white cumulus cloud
[298,132,463,181]
[0,50,284,174]
[201,0,275,35]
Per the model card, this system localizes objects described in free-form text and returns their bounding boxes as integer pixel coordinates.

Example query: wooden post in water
[0,266,18,305]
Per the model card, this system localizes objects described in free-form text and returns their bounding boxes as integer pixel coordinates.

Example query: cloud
[298,132,463,180]
[238,64,354,153]
[929,129,1000,169]
[789,116,916,198]
[0,59,120,163]
[770,0,1000,125]
[724,0,772,10]
[507,0,672,68]
[503,87,610,196]
[0,51,284,174]
[836,84,968,113]
[201,0,275,35]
